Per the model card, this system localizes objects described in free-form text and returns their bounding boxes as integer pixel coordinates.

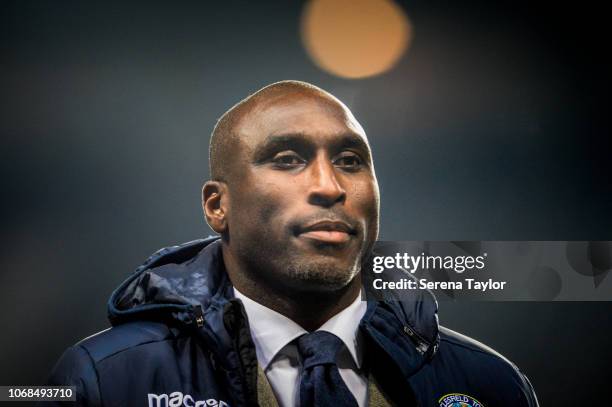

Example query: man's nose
[307,157,347,207]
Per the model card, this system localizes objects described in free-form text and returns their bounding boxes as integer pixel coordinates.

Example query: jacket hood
[108,236,228,326]
[108,237,440,359]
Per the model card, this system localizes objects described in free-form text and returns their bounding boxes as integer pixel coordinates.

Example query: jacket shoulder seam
[75,344,103,407]
[439,334,517,369]
[90,337,179,364]
[441,335,495,355]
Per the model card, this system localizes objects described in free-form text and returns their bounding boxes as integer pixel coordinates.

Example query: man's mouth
[297,220,355,244]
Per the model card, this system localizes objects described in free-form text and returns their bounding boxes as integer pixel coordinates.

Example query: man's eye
[272,153,305,168]
[334,153,363,169]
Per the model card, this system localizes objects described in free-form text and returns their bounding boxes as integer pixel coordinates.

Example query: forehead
[235,93,368,151]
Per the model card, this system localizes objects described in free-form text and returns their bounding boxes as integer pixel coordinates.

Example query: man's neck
[223,251,362,332]
[239,281,361,332]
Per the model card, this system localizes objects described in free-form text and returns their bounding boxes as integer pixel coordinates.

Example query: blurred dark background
[1,0,611,404]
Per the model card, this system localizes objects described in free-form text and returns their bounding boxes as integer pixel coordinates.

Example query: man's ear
[202,181,228,233]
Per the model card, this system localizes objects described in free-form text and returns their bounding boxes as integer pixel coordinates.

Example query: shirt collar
[233,287,367,370]
[318,291,367,369]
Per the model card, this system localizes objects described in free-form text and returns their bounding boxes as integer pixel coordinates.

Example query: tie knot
[297,331,344,369]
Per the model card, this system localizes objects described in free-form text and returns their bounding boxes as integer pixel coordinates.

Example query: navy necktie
[296,331,359,407]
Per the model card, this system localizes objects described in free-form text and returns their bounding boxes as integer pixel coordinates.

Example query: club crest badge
[438,393,484,407]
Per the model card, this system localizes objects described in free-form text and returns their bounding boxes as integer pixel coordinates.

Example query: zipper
[402,325,430,354]
[193,304,204,328]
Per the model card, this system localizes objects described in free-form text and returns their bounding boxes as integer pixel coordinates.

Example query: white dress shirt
[233,288,368,407]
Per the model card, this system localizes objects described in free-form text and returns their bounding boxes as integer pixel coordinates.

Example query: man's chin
[281,259,360,293]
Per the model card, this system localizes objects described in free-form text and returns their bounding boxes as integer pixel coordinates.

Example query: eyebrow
[252,132,371,163]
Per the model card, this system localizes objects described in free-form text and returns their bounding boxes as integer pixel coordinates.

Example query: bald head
[209,80,361,182]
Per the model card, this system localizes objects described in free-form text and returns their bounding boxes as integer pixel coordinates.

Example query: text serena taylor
[372,278,507,292]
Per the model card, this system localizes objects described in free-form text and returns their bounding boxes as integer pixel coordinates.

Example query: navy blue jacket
[48,237,538,406]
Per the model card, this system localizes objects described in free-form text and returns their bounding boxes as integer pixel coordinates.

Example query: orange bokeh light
[301,0,413,79]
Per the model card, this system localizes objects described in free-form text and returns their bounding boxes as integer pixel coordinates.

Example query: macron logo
[148,392,229,407]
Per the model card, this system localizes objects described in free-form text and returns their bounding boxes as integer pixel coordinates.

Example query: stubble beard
[237,236,364,295]
[283,255,361,292]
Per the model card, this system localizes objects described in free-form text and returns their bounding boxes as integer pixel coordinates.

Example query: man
[49,81,538,406]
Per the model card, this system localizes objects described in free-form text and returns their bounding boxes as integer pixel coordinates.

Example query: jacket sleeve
[519,371,540,407]
[45,345,102,407]
[495,357,539,406]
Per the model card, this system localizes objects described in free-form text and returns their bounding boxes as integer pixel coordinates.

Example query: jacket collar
[107,237,440,377]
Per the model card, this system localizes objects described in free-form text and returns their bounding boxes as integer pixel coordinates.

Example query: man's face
[225,93,380,293]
